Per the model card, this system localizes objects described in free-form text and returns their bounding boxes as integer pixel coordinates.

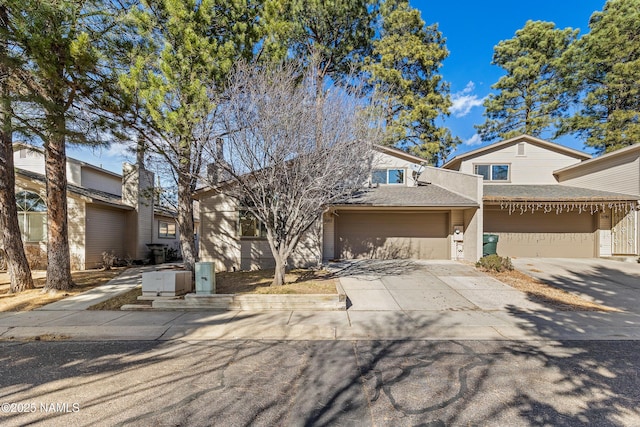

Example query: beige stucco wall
[198,191,321,271]
[455,141,583,184]
[198,192,241,271]
[417,167,483,261]
[122,164,154,259]
[67,196,86,270]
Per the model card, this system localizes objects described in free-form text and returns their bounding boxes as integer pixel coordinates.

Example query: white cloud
[106,142,132,158]
[450,81,486,118]
[464,134,483,146]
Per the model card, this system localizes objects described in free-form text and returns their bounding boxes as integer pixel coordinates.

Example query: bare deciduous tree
[212,62,382,286]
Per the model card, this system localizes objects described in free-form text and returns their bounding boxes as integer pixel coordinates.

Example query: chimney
[208,137,226,184]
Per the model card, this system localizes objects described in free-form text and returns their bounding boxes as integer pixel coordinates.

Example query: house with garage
[553,142,640,256]
[442,135,640,258]
[194,145,484,271]
[12,143,190,270]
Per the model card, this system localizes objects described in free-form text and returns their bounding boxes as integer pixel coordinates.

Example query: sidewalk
[1,263,640,342]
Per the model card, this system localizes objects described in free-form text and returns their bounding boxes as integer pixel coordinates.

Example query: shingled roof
[336,184,478,207]
[16,168,133,209]
[484,184,640,202]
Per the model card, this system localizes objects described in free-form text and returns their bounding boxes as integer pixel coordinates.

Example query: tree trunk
[177,174,196,272]
[0,76,34,293]
[272,252,287,287]
[177,149,196,273]
[44,116,73,291]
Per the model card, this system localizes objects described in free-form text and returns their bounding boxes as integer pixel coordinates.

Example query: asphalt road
[1,340,639,426]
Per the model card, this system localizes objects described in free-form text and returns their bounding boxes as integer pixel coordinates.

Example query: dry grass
[89,268,338,310]
[484,268,621,312]
[215,269,337,294]
[88,286,145,311]
[0,268,127,312]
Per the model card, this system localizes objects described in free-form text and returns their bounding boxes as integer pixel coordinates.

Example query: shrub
[101,251,117,270]
[476,254,513,272]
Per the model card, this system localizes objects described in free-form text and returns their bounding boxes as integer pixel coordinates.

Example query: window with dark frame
[239,210,267,238]
[474,164,510,181]
[158,220,176,238]
[371,168,406,185]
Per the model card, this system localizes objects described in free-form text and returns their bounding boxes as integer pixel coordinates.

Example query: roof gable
[554,143,640,176]
[442,135,591,170]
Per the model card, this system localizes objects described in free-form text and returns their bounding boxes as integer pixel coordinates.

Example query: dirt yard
[0,268,127,312]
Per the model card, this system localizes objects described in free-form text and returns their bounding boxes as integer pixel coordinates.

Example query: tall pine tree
[562,0,640,153]
[120,0,260,272]
[476,20,578,142]
[365,0,457,165]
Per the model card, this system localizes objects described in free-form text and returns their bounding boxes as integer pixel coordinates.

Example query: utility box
[142,271,193,297]
[195,262,216,294]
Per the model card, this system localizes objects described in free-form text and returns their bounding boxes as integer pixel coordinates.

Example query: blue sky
[412,0,606,155]
[69,0,608,173]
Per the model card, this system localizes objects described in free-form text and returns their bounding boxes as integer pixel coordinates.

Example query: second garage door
[336,211,449,260]
[484,209,597,257]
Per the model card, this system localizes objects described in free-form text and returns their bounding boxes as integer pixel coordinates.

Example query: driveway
[333,259,546,312]
[512,258,640,314]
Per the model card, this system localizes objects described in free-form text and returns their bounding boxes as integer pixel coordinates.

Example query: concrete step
[149,293,346,311]
[153,295,233,311]
[229,294,345,311]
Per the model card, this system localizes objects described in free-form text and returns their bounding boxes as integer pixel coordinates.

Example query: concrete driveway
[512,258,640,314]
[333,259,546,312]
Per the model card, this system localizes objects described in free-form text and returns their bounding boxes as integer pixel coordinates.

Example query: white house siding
[336,210,449,260]
[557,155,640,197]
[13,148,45,175]
[456,141,583,184]
[85,204,127,269]
[81,167,123,196]
[484,207,598,258]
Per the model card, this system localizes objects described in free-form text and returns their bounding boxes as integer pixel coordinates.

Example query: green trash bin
[482,234,499,257]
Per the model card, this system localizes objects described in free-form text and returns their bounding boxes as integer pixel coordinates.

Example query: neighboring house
[443,135,640,258]
[553,143,640,256]
[12,143,191,269]
[194,145,484,272]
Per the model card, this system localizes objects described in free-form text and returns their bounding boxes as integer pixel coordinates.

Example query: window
[239,210,267,238]
[371,168,405,185]
[474,164,510,181]
[158,220,176,238]
[16,191,47,242]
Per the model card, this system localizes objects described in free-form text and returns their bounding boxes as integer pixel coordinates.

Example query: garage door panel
[337,212,449,260]
[485,210,597,258]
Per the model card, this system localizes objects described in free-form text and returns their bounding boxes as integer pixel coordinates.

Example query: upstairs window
[474,164,510,181]
[371,168,405,185]
[16,191,47,242]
